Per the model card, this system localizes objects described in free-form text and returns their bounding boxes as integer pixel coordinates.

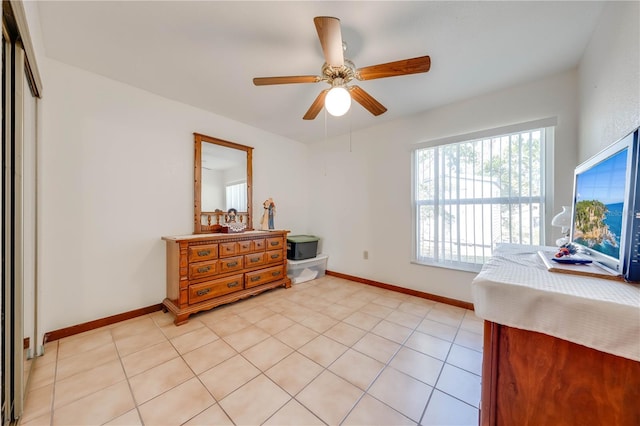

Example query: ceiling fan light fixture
[325,86,351,116]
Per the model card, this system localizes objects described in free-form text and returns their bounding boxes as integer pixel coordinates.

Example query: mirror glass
[194,133,253,233]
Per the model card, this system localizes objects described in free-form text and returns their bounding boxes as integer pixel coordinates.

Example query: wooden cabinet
[162,230,291,325]
[480,321,640,426]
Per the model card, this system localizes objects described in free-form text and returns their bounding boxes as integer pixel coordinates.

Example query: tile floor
[20,275,483,426]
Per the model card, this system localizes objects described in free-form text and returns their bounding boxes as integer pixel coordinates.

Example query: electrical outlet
[363,250,369,260]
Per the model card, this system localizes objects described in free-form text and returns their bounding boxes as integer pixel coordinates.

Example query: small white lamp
[551,206,572,246]
[325,79,351,117]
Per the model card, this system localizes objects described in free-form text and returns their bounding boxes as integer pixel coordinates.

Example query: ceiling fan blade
[357,55,431,80]
[253,75,319,86]
[314,16,344,67]
[303,89,329,120]
[349,86,387,116]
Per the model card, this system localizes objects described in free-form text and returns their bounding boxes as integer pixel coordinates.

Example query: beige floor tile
[103,408,142,425]
[255,313,295,334]
[435,364,481,408]
[426,306,465,327]
[149,310,175,327]
[27,360,56,391]
[182,339,237,374]
[324,322,367,346]
[219,374,291,425]
[21,384,53,422]
[368,368,432,422]
[280,305,314,322]
[336,296,369,310]
[329,349,385,390]
[263,399,325,425]
[138,377,215,425]
[199,354,260,400]
[359,302,394,319]
[343,311,382,331]
[397,301,432,317]
[371,320,413,344]
[447,344,483,376]
[389,347,443,386]
[35,341,58,367]
[417,318,458,341]
[422,389,479,425]
[170,326,219,354]
[128,357,194,404]
[110,317,158,340]
[296,370,364,425]
[54,360,126,409]
[300,312,339,333]
[57,329,113,359]
[372,296,404,309]
[460,311,484,334]
[159,318,205,340]
[274,323,319,349]
[237,305,275,323]
[113,327,167,357]
[386,310,423,329]
[121,341,179,378]
[298,335,348,367]
[55,342,119,381]
[182,404,233,425]
[405,331,452,361]
[18,412,51,426]
[352,333,401,363]
[454,329,483,352]
[242,336,293,370]
[52,381,134,425]
[222,325,270,352]
[202,313,252,336]
[323,302,356,320]
[265,352,323,396]
[343,394,416,426]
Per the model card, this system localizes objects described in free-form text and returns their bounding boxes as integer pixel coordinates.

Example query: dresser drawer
[218,256,243,274]
[244,252,266,268]
[219,242,238,257]
[188,244,218,262]
[266,237,284,250]
[189,274,243,304]
[245,265,286,289]
[265,249,284,264]
[253,239,266,251]
[188,260,218,280]
[238,240,253,254]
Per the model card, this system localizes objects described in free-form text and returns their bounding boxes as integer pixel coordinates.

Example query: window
[414,124,550,271]
[225,181,247,211]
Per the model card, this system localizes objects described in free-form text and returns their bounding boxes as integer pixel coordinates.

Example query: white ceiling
[36,1,605,144]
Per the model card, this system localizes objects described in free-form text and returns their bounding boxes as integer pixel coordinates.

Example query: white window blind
[225,181,247,211]
[414,126,548,271]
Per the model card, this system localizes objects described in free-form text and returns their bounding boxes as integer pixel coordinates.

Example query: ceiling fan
[253,16,431,120]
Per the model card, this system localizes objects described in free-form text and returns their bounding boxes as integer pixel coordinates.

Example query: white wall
[578,1,640,160]
[38,58,310,335]
[309,70,579,303]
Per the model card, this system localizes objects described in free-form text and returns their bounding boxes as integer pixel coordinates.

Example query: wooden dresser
[162,230,291,325]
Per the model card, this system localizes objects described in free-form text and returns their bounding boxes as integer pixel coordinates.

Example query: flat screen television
[570,127,640,282]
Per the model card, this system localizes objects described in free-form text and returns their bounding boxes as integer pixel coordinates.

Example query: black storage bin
[287,235,320,260]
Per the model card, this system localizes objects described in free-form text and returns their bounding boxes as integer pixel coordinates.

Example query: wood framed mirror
[194,133,253,234]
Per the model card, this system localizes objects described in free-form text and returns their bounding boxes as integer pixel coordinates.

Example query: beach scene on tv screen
[573,148,628,259]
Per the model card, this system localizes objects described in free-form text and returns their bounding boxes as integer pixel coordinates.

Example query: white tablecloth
[472,244,640,361]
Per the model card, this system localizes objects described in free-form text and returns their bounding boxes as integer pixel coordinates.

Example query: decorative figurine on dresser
[162,133,291,325]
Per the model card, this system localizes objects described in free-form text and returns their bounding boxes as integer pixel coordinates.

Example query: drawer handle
[227,281,239,288]
[226,261,238,267]
[270,241,279,246]
[196,288,211,296]
[250,257,261,263]
[271,271,281,277]
[197,249,211,257]
[270,254,280,259]
[197,266,211,273]
[250,276,261,282]
[241,244,250,248]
